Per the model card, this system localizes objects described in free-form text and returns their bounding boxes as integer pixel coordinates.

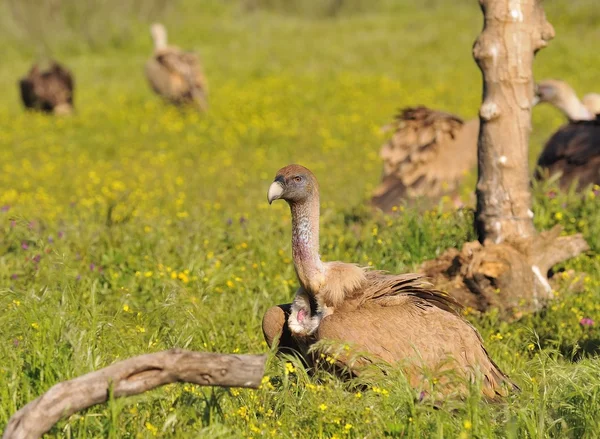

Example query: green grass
[1,0,600,437]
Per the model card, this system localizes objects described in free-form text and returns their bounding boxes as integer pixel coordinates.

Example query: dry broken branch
[3,349,267,439]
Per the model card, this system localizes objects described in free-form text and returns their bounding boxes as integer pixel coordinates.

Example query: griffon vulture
[263,164,516,399]
[371,106,479,212]
[534,79,600,190]
[145,23,208,111]
[19,62,74,114]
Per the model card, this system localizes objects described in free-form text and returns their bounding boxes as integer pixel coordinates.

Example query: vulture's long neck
[290,194,324,294]
[559,93,595,121]
[153,30,168,51]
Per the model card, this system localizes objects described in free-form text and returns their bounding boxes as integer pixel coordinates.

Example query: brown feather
[316,283,516,399]
[145,27,208,110]
[320,262,367,307]
[372,106,479,211]
[19,61,74,114]
[535,117,600,190]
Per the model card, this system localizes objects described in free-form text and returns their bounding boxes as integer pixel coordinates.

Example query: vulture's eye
[293,176,303,183]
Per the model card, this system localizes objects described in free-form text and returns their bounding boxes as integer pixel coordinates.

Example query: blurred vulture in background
[371,107,479,212]
[19,61,74,114]
[264,164,516,399]
[145,23,208,111]
[534,79,600,191]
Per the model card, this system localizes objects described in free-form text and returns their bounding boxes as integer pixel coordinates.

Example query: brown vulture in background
[145,23,208,111]
[534,79,600,190]
[263,164,517,400]
[19,62,74,114]
[371,106,479,212]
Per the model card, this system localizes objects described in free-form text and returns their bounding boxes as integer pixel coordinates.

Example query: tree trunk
[473,0,553,243]
[421,0,589,317]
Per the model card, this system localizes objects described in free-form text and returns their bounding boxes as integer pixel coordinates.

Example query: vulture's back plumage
[533,79,600,190]
[145,23,208,110]
[535,117,600,190]
[372,106,479,212]
[316,271,515,399]
[19,62,74,114]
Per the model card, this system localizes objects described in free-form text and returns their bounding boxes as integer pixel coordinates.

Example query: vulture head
[267,164,320,205]
[534,79,595,121]
[150,23,168,50]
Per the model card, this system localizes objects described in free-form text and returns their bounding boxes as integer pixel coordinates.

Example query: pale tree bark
[473,0,554,243]
[3,349,266,439]
[421,0,589,317]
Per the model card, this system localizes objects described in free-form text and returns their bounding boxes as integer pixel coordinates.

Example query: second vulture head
[267,164,319,205]
[534,79,596,121]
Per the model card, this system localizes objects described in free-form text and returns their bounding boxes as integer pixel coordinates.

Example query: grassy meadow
[1,0,600,437]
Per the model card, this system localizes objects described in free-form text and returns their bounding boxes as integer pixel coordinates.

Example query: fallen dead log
[3,349,266,439]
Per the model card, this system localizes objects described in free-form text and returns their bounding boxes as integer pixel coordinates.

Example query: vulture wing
[317,304,514,399]
[317,273,516,399]
[535,118,600,190]
[353,271,462,313]
[372,106,479,211]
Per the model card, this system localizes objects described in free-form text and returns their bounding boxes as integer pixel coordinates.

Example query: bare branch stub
[3,349,267,439]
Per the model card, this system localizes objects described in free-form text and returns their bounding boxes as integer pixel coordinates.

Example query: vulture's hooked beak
[268,180,284,204]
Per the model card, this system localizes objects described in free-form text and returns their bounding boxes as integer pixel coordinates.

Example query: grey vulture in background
[263,164,517,399]
[19,62,74,115]
[371,106,479,212]
[534,79,600,190]
[145,23,208,111]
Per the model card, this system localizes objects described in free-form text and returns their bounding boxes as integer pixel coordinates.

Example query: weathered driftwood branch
[473,0,554,243]
[3,349,266,439]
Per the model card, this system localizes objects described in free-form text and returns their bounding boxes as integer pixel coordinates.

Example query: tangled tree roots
[421,226,589,317]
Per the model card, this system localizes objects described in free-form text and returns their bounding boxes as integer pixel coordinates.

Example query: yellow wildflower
[285,362,296,374]
[145,422,158,436]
